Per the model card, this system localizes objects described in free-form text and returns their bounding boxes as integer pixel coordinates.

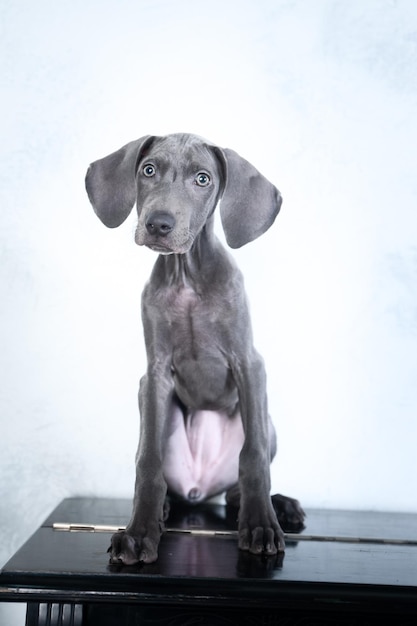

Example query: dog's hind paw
[108,529,160,565]
[271,493,306,532]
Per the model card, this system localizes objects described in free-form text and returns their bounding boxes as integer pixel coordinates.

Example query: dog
[86,133,305,564]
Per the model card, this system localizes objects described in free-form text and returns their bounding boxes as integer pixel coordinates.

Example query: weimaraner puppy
[86,133,305,564]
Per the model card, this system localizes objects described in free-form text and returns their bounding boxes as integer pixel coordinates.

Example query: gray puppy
[86,133,305,564]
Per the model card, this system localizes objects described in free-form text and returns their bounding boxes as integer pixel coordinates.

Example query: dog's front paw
[238,503,285,556]
[108,527,161,565]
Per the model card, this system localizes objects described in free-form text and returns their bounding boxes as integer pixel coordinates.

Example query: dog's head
[86,133,282,253]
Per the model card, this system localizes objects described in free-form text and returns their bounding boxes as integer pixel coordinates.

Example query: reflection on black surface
[108,501,297,578]
[236,550,285,577]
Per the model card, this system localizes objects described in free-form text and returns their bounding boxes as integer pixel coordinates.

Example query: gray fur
[86,133,304,564]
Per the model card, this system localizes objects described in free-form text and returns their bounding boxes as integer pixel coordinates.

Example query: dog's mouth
[141,236,195,255]
[136,225,195,255]
[146,243,174,255]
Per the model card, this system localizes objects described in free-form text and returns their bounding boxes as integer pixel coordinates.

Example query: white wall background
[1,0,417,622]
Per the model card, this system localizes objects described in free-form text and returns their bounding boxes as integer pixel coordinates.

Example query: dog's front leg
[109,365,172,565]
[233,351,286,556]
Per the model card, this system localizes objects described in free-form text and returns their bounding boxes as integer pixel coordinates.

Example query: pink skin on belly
[162,403,245,502]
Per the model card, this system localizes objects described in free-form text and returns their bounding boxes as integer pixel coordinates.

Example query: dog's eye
[195,172,211,187]
[143,164,156,177]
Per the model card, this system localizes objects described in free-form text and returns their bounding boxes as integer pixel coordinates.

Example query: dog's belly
[162,403,245,502]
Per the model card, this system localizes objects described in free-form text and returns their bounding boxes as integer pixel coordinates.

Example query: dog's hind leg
[226,485,306,533]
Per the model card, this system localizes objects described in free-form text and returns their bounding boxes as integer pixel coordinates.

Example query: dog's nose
[145,211,175,237]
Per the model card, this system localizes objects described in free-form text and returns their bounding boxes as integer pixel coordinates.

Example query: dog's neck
[154,216,225,292]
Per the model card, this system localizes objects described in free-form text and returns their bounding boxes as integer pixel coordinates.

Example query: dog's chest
[163,285,212,330]
[168,285,199,314]
[161,283,226,363]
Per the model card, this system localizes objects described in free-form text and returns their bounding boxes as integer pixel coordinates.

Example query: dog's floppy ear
[215,147,282,249]
[85,135,154,228]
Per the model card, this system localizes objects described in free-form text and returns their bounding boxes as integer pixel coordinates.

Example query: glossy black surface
[1,498,417,624]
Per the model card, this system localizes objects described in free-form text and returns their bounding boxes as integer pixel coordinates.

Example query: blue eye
[195,172,210,187]
[143,164,156,177]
